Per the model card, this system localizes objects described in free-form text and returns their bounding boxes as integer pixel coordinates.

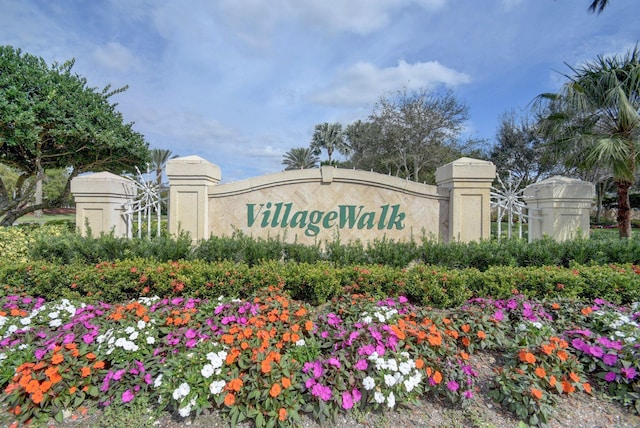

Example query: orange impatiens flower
[535,366,546,378]
[415,359,425,369]
[278,407,287,421]
[432,371,443,384]
[530,387,543,400]
[51,353,64,365]
[581,306,593,316]
[224,393,235,406]
[583,382,592,394]
[227,378,243,392]
[269,383,281,398]
[556,350,568,361]
[477,331,486,340]
[461,324,471,333]
[562,380,576,394]
[281,377,291,389]
[518,350,536,364]
[549,375,557,387]
[80,367,91,378]
[305,320,314,331]
[93,361,105,369]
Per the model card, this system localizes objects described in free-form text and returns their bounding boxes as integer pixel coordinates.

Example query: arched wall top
[210,166,446,199]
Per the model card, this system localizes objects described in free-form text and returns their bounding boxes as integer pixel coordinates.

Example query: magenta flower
[493,310,504,321]
[327,357,341,368]
[341,391,354,409]
[354,359,368,371]
[463,390,474,399]
[602,354,618,366]
[447,381,459,392]
[122,389,134,403]
[621,367,637,380]
[605,372,617,382]
[588,345,604,358]
[352,388,362,402]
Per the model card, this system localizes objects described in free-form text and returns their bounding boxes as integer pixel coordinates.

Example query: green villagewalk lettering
[247,202,406,237]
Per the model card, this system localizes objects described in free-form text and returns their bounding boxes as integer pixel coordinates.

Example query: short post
[166,155,221,241]
[435,157,496,242]
[523,176,595,242]
[70,172,135,237]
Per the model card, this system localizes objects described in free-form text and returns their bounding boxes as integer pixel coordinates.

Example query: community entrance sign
[70,156,595,244]
[163,156,496,244]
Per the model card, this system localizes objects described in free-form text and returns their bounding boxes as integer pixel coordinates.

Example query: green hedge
[18,226,640,268]
[1,259,638,307]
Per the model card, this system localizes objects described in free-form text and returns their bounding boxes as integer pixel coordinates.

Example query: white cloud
[92,42,140,73]
[311,60,471,107]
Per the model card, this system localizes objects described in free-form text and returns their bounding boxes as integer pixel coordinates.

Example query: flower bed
[0,287,638,427]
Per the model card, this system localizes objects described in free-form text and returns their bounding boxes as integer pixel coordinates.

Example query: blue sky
[1,0,638,182]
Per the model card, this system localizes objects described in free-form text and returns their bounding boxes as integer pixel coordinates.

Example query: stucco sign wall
[206,167,448,245]
[164,156,496,244]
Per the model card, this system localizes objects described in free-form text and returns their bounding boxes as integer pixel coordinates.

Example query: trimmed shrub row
[18,227,640,268]
[1,259,638,307]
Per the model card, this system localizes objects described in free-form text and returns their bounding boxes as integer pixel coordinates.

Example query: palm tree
[149,148,176,186]
[588,0,609,14]
[310,122,350,165]
[537,46,640,238]
[282,147,319,170]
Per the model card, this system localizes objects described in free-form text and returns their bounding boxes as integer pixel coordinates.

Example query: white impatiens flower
[386,358,398,372]
[153,374,163,388]
[387,391,396,408]
[209,380,226,395]
[178,406,191,417]
[137,320,147,329]
[201,364,214,379]
[399,360,414,375]
[129,331,139,341]
[295,338,306,346]
[146,336,156,345]
[49,319,62,328]
[384,374,397,387]
[374,391,385,404]
[363,376,375,390]
[172,382,191,400]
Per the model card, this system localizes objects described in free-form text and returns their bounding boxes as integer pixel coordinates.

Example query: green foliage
[0,45,149,225]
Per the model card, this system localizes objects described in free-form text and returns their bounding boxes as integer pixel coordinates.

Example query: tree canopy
[346,88,476,184]
[0,45,149,225]
[489,110,559,187]
[536,45,640,238]
[282,147,319,170]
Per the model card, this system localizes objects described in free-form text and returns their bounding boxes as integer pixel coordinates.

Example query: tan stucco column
[435,157,496,242]
[70,172,135,237]
[523,176,594,242]
[166,155,221,241]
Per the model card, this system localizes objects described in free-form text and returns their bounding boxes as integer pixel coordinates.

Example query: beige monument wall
[165,156,496,244]
[208,166,448,245]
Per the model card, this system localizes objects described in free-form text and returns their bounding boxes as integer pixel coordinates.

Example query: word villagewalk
[246,202,407,237]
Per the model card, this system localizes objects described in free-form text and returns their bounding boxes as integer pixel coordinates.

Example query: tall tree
[490,110,559,187]
[281,147,318,170]
[150,148,176,186]
[310,122,350,165]
[347,88,473,184]
[0,45,149,225]
[536,45,640,238]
